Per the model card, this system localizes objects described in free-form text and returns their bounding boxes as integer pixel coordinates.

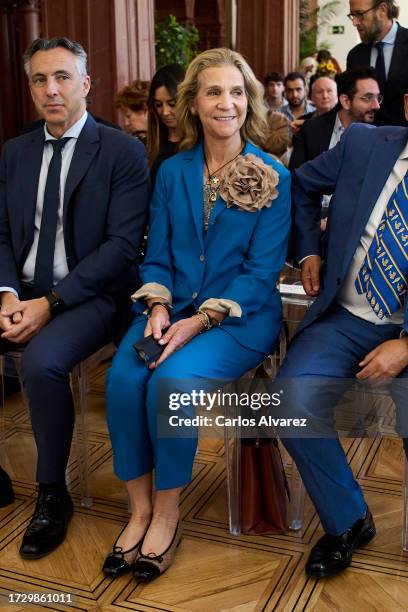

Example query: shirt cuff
[199,298,242,318]
[0,287,19,299]
[131,282,172,305]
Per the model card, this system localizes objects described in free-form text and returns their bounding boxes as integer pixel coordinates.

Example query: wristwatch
[45,291,66,318]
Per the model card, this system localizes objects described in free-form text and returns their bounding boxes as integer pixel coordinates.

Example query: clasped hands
[144,304,209,370]
[0,292,51,343]
[300,257,408,382]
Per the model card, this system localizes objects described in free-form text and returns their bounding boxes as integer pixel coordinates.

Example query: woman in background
[115,80,150,144]
[147,63,185,185]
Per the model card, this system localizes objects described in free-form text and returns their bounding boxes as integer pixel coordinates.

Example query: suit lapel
[182,143,205,251]
[358,43,372,66]
[63,115,100,226]
[341,130,408,277]
[387,25,408,87]
[321,111,337,151]
[22,129,45,250]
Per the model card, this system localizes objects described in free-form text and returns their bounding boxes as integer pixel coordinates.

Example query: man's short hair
[336,67,378,100]
[23,37,88,77]
[264,72,284,87]
[284,72,306,88]
[309,74,336,94]
[378,0,399,19]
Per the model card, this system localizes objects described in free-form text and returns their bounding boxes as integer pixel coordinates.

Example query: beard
[359,16,383,43]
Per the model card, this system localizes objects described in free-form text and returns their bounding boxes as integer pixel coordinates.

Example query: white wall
[399,2,408,26]
[316,0,408,70]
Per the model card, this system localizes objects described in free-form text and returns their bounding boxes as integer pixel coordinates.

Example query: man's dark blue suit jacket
[292,123,408,335]
[347,23,408,126]
[0,114,150,329]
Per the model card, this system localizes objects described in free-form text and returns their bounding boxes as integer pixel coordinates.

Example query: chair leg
[71,363,93,508]
[403,457,408,553]
[287,461,305,531]
[225,384,241,536]
[225,429,241,536]
[11,356,29,411]
[0,355,6,466]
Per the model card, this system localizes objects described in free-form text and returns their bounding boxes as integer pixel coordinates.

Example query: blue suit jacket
[292,123,408,334]
[135,140,291,353]
[0,115,150,322]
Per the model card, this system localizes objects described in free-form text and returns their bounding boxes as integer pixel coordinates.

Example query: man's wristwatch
[45,291,66,318]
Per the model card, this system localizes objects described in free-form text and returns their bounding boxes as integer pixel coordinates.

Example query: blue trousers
[277,304,407,535]
[106,315,265,490]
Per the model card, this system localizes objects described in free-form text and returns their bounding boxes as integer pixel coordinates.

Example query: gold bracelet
[194,312,210,332]
[195,309,212,331]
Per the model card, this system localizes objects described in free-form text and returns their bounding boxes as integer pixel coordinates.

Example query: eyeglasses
[347,2,383,22]
[356,94,384,104]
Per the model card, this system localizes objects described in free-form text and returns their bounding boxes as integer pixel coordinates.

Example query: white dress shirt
[320,114,346,213]
[0,111,88,297]
[328,113,346,151]
[337,141,408,324]
[370,19,398,78]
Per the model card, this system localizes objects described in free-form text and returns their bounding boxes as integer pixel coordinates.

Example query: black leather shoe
[0,466,15,507]
[19,488,73,559]
[103,523,148,578]
[306,508,376,578]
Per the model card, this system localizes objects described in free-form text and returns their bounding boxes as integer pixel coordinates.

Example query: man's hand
[290,119,305,135]
[301,255,321,296]
[0,292,23,332]
[1,297,51,343]
[150,316,204,369]
[356,338,408,382]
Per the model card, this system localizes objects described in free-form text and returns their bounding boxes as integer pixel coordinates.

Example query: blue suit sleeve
[218,166,291,323]
[292,125,354,263]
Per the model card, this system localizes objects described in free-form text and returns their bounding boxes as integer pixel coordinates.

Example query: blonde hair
[176,48,268,151]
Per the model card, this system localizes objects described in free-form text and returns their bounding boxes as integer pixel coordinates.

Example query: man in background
[264,72,287,111]
[290,67,381,170]
[347,0,408,126]
[305,76,338,120]
[279,72,315,122]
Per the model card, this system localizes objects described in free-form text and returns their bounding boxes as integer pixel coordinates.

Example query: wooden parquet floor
[1,363,408,612]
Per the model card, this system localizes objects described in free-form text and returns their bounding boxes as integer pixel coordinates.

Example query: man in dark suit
[290,67,381,170]
[0,37,149,558]
[276,93,408,578]
[347,0,408,126]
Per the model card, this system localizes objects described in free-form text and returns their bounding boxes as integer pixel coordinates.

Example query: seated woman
[115,80,150,143]
[103,47,291,583]
[147,63,185,186]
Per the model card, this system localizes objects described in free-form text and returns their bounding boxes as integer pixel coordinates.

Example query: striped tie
[355,171,408,319]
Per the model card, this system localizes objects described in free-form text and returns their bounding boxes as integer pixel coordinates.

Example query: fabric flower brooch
[220,153,279,212]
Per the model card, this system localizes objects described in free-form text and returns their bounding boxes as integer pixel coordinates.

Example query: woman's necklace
[204,146,243,203]
[203,145,244,231]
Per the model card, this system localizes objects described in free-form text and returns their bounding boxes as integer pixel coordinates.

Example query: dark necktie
[33,137,70,295]
[374,41,387,94]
